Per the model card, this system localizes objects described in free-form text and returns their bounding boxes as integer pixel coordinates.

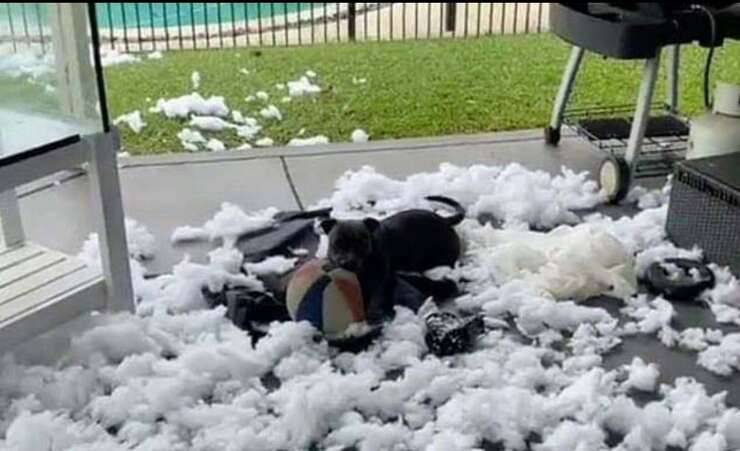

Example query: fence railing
[1,3,549,54]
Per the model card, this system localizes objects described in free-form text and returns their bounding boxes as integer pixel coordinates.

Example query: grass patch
[105,34,740,155]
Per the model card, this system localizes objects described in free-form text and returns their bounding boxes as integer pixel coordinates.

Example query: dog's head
[320,218,380,272]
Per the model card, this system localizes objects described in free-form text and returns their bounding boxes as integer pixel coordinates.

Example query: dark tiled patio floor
[17,129,740,405]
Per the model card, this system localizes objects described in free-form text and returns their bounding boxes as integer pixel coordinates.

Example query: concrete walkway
[19,129,599,274]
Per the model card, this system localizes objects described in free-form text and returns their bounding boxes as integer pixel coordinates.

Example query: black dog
[320,196,465,320]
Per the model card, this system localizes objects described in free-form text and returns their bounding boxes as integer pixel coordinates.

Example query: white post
[0,130,25,248]
[0,193,25,249]
[51,4,134,312]
[50,3,98,120]
[87,133,135,312]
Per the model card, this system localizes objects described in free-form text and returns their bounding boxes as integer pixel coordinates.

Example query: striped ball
[286,259,365,336]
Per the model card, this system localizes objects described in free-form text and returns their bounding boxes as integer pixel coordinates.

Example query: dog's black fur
[321,196,465,320]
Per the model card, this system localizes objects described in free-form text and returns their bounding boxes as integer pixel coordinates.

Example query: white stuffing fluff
[202,203,278,246]
[622,357,660,392]
[100,48,140,67]
[627,184,670,210]
[142,258,263,313]
[351,129,369,143]
[231,110,246,124]
[244,256,298,276]
[690,432,727,451]
[205,138,226,152]
[633,242,703,278]
[698,334,740,376]
[3,411,120,451]
[170,225,210,243]
[177,128,206,144]
[305,69,317,78]
[147,51,163,60]
[288,135,330,147]
[113,110,147,134]
[469,224,637,300]
[710,303,740,326]
[235,120,262,141]
[78,218,155,266]
[123,219,157,261]
[704,266,740,310]
[150,93,229,118]
[622,296,675,336]
[255,137,274,147]
[287,75,321,97]
[322,163,604,229]
[255,91,270,101]
[679,328,724,352]
[718,410,740,449]
[4,165,740,451]
[191,71,200,90]
[189,115,234,132]
[181,141,199,152]
[535,421,606,451]
[259,104,283,121]
[177,128,206,152]
[207,246,245,274]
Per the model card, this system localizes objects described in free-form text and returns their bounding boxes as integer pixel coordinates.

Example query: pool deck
[16,129,740,405]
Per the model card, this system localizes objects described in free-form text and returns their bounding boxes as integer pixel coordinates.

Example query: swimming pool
[4,3,313,30]
[99,3,314,28]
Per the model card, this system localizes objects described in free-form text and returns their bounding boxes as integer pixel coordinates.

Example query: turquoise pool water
[98,3,313,28]
[4,3,313,30]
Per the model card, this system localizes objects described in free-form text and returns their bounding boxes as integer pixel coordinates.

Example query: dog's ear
[363,218,381,232]
[320,219,337,234]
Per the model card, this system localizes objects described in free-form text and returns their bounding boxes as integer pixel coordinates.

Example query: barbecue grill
[545,2,740,202]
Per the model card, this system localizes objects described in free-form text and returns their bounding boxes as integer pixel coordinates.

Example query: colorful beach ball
[286,259,366,336]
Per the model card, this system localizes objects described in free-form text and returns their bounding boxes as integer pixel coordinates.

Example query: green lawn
[105,34,740,155]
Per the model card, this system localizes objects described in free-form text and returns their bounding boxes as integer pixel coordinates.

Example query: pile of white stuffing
[112,64,365,149]
[3,46,368,149]
[2,163,740,451]
[138,70,332,151]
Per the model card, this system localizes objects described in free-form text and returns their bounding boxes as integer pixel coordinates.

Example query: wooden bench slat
[0,252,67,290]
[0,267,103,326]
[0,258,88,306]
[0,244,45,271]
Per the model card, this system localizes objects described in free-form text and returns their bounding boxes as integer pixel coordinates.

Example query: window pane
[0,3,103,158]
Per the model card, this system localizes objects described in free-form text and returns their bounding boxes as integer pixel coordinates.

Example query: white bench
[0,132,134,352]
[0,3,133,352]
[0,243,105,347]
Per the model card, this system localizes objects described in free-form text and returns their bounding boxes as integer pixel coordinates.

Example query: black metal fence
[1,2,48,52]
[1,3,549,54]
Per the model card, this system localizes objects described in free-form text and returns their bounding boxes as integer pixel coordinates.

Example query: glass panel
[0,3,104,160]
